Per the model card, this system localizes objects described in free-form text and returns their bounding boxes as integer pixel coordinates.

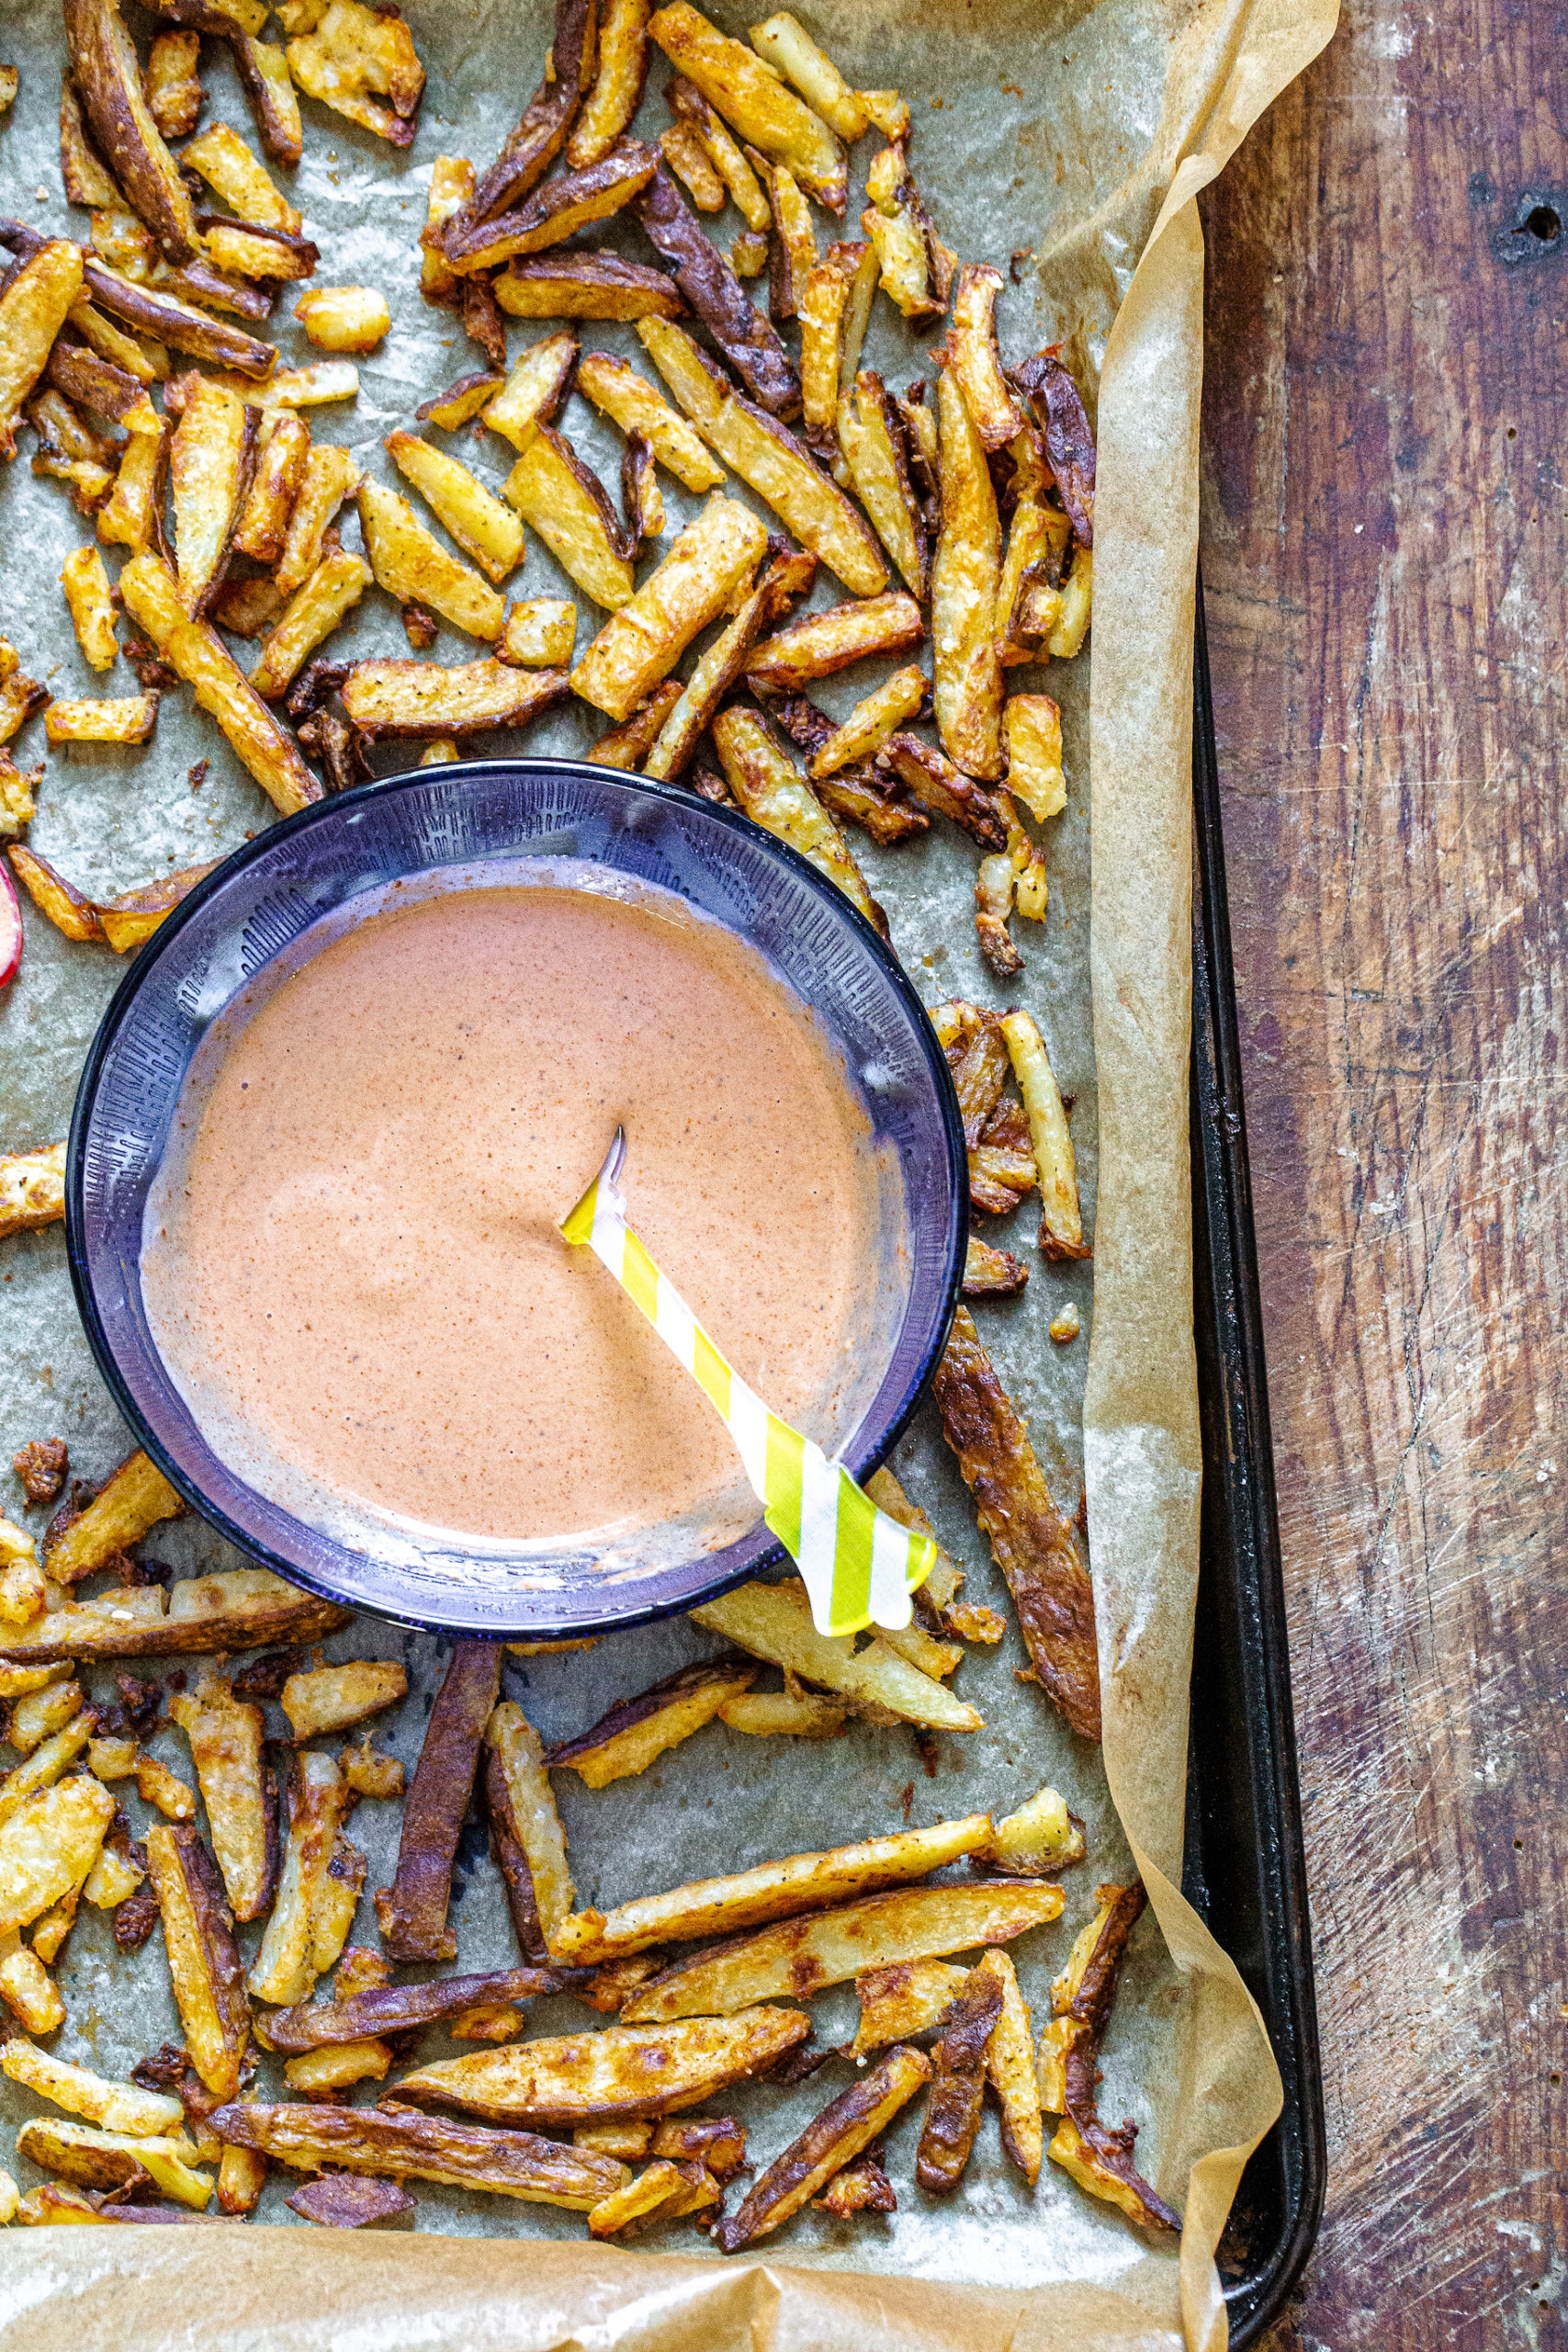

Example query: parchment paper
[0,0,1335,2344]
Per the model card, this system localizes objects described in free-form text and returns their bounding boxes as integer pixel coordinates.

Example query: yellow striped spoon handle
[560,1128,935,1637]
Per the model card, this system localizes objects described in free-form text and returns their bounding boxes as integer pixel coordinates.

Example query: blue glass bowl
[66,761,966,1642]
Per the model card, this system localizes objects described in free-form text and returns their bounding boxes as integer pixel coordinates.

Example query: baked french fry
[550,1809,993,1965]
[963,1235,1028,1296]
[96,859,220,954]
[167,1673,276,1921]
[1010,346,1096,548]
[0,240,85,460]
[133,1749,196,1821]
[210,2100,628,2210]
[295,285,389,354]
[585,679,682,768]
[480,330,578,455]
[457,0,596,229]
[648,3,846,212]
[341,1734,403,1800]
[7,846,103,943]
[747,12,870,141]
[0,1514,46,1626]
[643,545,814,779]
[711,703,886,934]
[340,656,570,741]
[395,2007,811,2126]
[850,1956,969,2057]
[986,1782,1086,1878]
[1044,1881,1179,2231]
[60,544,118,670]
[569,0,651,167]
[502,430,635,611]
[275,440,359,594]
[0,1710,95,1829]
[716,1685,846,1739]
[233,413,309,564]
[286,0,424,147]
[714,2046,931,2251]
[419,155,475,303]
[231,35,302,168]
[1047,543,1093,659]
[494,252,687,321]
[666,74,770,229]
[0,1567,348,1663]
[998,1008,1086,1257]
[807,667,926,781]
[446,142,659,275]
[798,240,874,441]
[662,119,725,210]
[636,161,801,418]
[60,69,118,209]
[0,1771,113,1932]
[64,0,198,261]
[575,351,724,492]
[358,480,506,640]
[418,368,505,433]
[689,1577,981,1732]
[1003,693,1066,822]
[931,368,1003,778]
[256,1966,560,2053]
[249,541,371,700]
[0,1931,65,2031]
[585,2157,687,2237]
[95,423,164,552]
[66,296,165,382]
[42,692,157,746]
[17,2120,212,2210]
[837,369,930,598]
[81,255,275,376]
[199,218,318,283]
[874,731,1010,850]
[279,1660,406,1741]
[283,2041,391,2095]
[247,1749,348,2006]
[376,1642,500,1964]
[498,598,577,669]
[747,591,921,692]
[482,1701,574,1965]
[915,1964,1003,2194]
[975,1945,1042,2182]
[2,2040,183,2136]
[43,1449,182,1585]
[940,265,1025,452]
[571,492,766,719]
[862,138,953,322]
[145,1821,250,2098]
[8,1678,82,1750]
[182,119,300,232]
[29,386,118,513]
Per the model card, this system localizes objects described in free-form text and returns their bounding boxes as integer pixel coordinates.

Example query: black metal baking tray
[1184,580,1325,2338]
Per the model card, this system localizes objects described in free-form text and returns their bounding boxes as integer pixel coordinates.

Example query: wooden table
[1199,1,1566,2340]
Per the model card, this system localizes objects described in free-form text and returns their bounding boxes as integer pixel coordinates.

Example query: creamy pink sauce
[143,879,887,1553]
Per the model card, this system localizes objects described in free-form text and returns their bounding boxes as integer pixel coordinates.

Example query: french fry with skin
[278,1660,407,1741]
[862,139,953,323]
[481,330,578,456]
[17,2120,212,2210]
[395,2008,812,2127]
[661,119,726,210]
[418,368,505,433]
[850,1957,970,2057]
[167,1673,276,1921]
[198,218,319,283]
[1004,694,1067,822]
[1046,1881,1179,2232]
[233,412,310,563]
[502,430,635,611]
[211,2099,628,2210]
[8,846,105,943]
[249,541,371,701]
[286,0,425,148]
[550,1811,994,1966]
[43,1448,182,1585]
[932,368,1004,779]
[714,2046,931,2253]
[0,641,49,740]
[341,657,570,741]
[648,3,846,213]
[454,0,597,233]
[0,1773,111,1934]
[29,387,118,514]
[2,2041,184,2137]
[815,2142,896,2215]
[666,75,770,229]
[572,492,767,719]
[420,156,475,303]
[975,847,1023,978]
[0,1714,96,1830]
[377,1642,500,1965]
[746,592,922,691]
[585,678,682,769]
[0,240,85,461]
[231,35,302,169]
[78,256,276,376]
[495,252,688,322]
[67,297,166,382]
[570,0,650,168]
[275,441,359,594]
[837,370,930,598]
[963,1233,1028,1295]
[940,266,1025,453]
[547,1658,758,1789]
[974,1945,1043,2181]
[0,1932,65,2031]
[711,704,886,936]
[64,0,199,261]
[118,552,322,814]
[44,693,159,746]
[60,71,119,209]
[61,545,118,669]
[358,481,505,640]
[716,1685,846,1739]
[586,2157,689,2238]
[874,732,1010,851]
[635,162,802,420]
[96,424,164,553]
[637,319,886,595]
[757,153,815,322]
[499,599,578,669]
[181,119,301,233]
[483,1702,574,1964]
[915,1965,1004,2194]
[574,351,724,492]
[256,1966,561,2054]
[985,1782,1086,1876]
[246,1749,347,2005]
[1000,1008,1087,1258]
[0,1567,349,1663]
[445,143,660,276]
[43,339,159,431]
[807,667,926,779]
[643,545,814,780]
[690,1577,981,1731]
[96,859,220,954]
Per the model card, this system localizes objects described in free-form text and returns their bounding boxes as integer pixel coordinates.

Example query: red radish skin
[0,862,21,990]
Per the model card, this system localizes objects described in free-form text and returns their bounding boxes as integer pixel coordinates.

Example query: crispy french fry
[576,2120,654,2159]
[850,1956,969,2057]
[42,1449,179,1584]
[585,679,682,768]
[0,642,49,742]
[81,254,275,376]
[862,138,953,322]
[7,1678,82,1750]
[747,12,870,141]
[2,2040,183,2136]
[0,1568,347,1664]
[986,1781,1085,1876]
[67,296,165,381]
[60,69,119,209]
[874,730,1010,851]
[747,591,921,691]
[662,119,725,209]
[625,1876,1061,2024]
[915,1964,1003,2194]
[61,543,118,668]
[278,1660,406,1741]
[649,3,846,212]
[636,161,801,418]
[931,368,1003,778]
[998,1009,1086,1257]
[0,241,85,461]
[448,2003,526,2042]
[499,598,577,668]
[975,847,1022,978]
[480,330,578,455]
[575,351,723,492]
[446,142,659,275]
[119,551,322,814]
[940,266,1025,452]
[231,34,302,167]
[95,423,164,552]
[341,1733,403,1800]
[419,156,475,303]
[481,1702,573,1965]
[690,1577,981,1732]
[974,1945,1042,2182]
[283,2041,391,2094]
[376,1643,499,1964]
[570,0,651,167]
[358,479,505,639]
[571,492,766,718]
[807,666,925,780]
[963,1235,1028,1295]
[731,228,768,276]
[418,368,505,434]
[96,858,220,953]
[552,1810,992,1966]
[397,2007,810,2127]
[815,2141,896,2215]
[43,337,160,432]
[286,0,424,146]
[586,2156,687,2237]
[167,1673,276,1921]
[637,319,886,594]
[341,655,569,740]
[715,2045,931,2252]
[0,1935,65,2032]
[502,429,635,610]
[233,413,310,564]
[666,75,770,229]
[798,240,874,441]
[249,541,371,700]
[29,386,118,513]
[64,0,199,261]
[0,1712,95,1827]
[1003,694,1066,822]
[18,2119,211,2209]
[384,432,526,586]
[134,1749,197,1820]
[1047,542,1092,659]
[44,692,158,746]
[256,1967,560,2054]
[213,2100,627,2209]
[0,747,39,842]
[716,1685,846,1738]
[495,252,687,321]
[200,219,318,284]
[182,119,300,232]
[245,1749,347,2005]
[643,545,813,779]
[0,1144,66,1242]
[85,1735,138,1786]
[547,1659,757,1789]
[1044,1880,1179,2231]
[837,369,929,597]
[146,1821,251,2097]
[711,703,886,933]
[0,1546,51,1639]
[8,843,104,942]
[454,0,596,230]
[1010,347,1096,548]
[0,1773,113,1932]
[1038,1883,1121,2114]
[275,440,358,594]
[295,284,389,354]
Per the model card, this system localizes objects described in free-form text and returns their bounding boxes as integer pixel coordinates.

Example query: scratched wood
[1198,1,1568,2343]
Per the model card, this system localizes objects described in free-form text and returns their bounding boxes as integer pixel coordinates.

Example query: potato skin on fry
[495,252,687,321]
[570,0,652,168]
[394,2008,811,2127]
[648,2,846,213]
[571,492,767,720]
[65,0,200,262]
[209,2099,627,2210]
[0,242,85,460]
[635,161,801,419]
[257,1966,562,2053]
[341,657,570,741]
[714,2045,931,2252]
[746,592,922,692]
[547,1657,758,1788]
[376,1642,501,1964]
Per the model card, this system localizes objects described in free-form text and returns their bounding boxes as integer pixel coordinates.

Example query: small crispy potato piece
[586,2157,686,2236]
[43,338,159,431]
[643,545,814,780]
[420,155,475,304]
[395,2007,810,2127]
[211,2099,627,2210]
[0,1713,95,1821]
[28,386,118,514]
[275,440,359,594]
[499,598,577,669]
[1003,693,1066,822]
[0,1143,66,1242]
[257,1966,557,2054]
[86,1733,139,1782]
[0,1521,47,1629]
[341,1733,402,1800]
[67,296,166,382]
[481,330,577,455]
[283,2040,391,2093]
[874,730,1010,850]
[199,218,317,284]
[0,746,40,841]
[234,412,310,564]
[216,2135,268,2216]
[146,1822,252,2097]
[0,1934,65,2031]
[716,1687,847,1739]
[1010,346,1096,547]
[145,30,202,140]
[96,858,220,954]
[660,121,725,210]
[1000,1009,1086,1258]
[8,846,105,943]
[8,1677,83,1752]
[651,2115,747,2178]
[358,480,505,640]
[287,2171,413,2227]
[119,551,322,814]
[182,119,301,232]
[1047,542,1092,659]
[571,492,766,718]
[295,284,389,355]
[577,2120,654,2158]
[637,317,885,593]
[96,424,164,553]
[915,1965,1003,2195]
[342,656,569,741]
[43,1447,182,1585]
[747,12,869,141]
[418,368,504,433]
[64,0,198,261]
[667,76,771,231]
[648,2,845,212]
[3,2040,183,2136]
[81,254,275,376]
[620,422,662,548]
[691,1577,981,1731]
[167,1672,276,1921]
[495,252,687,321]
[552,1810,992,1966]
[249,541,371,700]
[502,430,635,611]
[815,2141,896,2215]
[89,204,159,282]
[756,152,815,322]
[132,1749,196,1819]
[0,1771,112,1931]
[44,693,158,745]
[483,1702,573,1963]
[975,850,1022,978]
[716,2046,931,2252]
[746,590,921,691]
[932,368,1003,778]
[227,359,357,413]
[547,1658,757,1789]
[0,641,49,741]
[940,265,1025,452]
[83,1841,143,1909]
[286,0,424,147]
[387,431,526,584]
[0,241,86,461]
[0,1656,71,1699]
[58,544,120,665]
[807,666,925,779]
[575,351,724,492]
[986,1782,1085,1876]
[569,0,651,167]
[850,1956,969,2057]
[247,1748,346,2004]
[837,368,929,598]
[586,679,682,769]
[448,2003,526,2042]
[711,704,886,934]
[862,139,953,323]
[731,230,768,277]
[446,143,659,276]
[376,1644,498,1966]
[279,1659,406,1741]
[962,1234,1029,1297]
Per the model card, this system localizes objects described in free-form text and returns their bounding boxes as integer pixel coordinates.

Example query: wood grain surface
[1199,2,1567,2343]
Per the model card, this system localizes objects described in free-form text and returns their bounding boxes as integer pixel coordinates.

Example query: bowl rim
[65,754,968,1642]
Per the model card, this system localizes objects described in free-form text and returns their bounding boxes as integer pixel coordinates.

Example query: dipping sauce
[142,875,892,1560]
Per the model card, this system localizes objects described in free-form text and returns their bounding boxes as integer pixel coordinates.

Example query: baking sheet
[0,0,1335,2343]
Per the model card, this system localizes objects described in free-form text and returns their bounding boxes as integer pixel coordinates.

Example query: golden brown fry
[341,655,569,741]
[448,2002,526,2042]
[649,3,845,212]
[481,330,578,455]
[64,0,199,261]
[666,76,770,230]
[455,0,595,230]
[862,138,953,322]
[1003,693,1066,822]
[95,424,164,552]
[247,1748,347,2005]
[985,1783,1086,1878]
[0,1772,113,1933]
[200,218,318,283]
[67,296,166,381]
[571,492,765,718]
[358,480,505,640]
[569,0,650,167]
[807,667,925,782]
[257,1967,557,2055]
[0,1712,95,1828]
[231,34,301,167]
[711,703,886,934]
[60,545,118,674]
[586,2156,687,2237]
[479,1703,571,1965]
[747,12,869,141]
[502,429,635,611]
[637,319,886,594]
[962,1234,1028,1297]
[979,1943,1044,2180]
[837,369,929,598]
[815,2142,896,2216]
[89,203,159,282]
[931,368,1003,778]
[60,69,119,209]
[999,1008,1086,1257]
[850,1956,969,2057]
[0,241,85,461]
[233,412,310,564]
[447,143,659,276]
[43,1448,181,1584]
[716,1685,846,1738]
[576,2120,654,2159]
[96,858,219,953]
[8,1678,83,1751]
[166,375,257,616]
[0,1567,348,1663]
[547,1659,756,1792]
[417,368,504,434]
[119,550,322,813]
[499,598,577,668]
[730,228,768,277]
[286,0,424,146]
[1047,541,1093,658]
[340,1734,403,1799]
[7,846,103,943]
[754,151,815,322]
[29,386,118,513]
[295,284,389,354]
[874,730,1010,851]
[145,30,203,139]
[43,692,157,746]
[495,252,687,321]
[661,121,725,210]
[690,1577,982,1732]
[133,1749,197,1821]
[275,440,358,594]
[167,1673,276,1921]
[211,2099,628,2210]
[643,546,813,780]
[386,431,525,585]
[2,2040,184,2137]
[419,155,474,303]
[585,679,682,769]
[0,1932,65,2031]
[80,256,274,377]
[400,2009,808,2129]
[797,239,874,443]
[85,1734,139,1786]
[0,1519,45,1628]
[143,1821,251,2098]
[279,1660,406,1741]
[0,747,40,841]
[248,541,370,701]
[575,352,724,493]
[1038,1884,1122,2115]
[940,265,1025,452]
[715,2045,930,2252]
[0,1142,64,1243]
[975,849,1021,978]
[915,1965,1003,2194]
[746,591,921,692]
[18,2120,211,2209]
[1045,1881,1179,2231]
[0,642,48,742]
[553,1809,992,1968]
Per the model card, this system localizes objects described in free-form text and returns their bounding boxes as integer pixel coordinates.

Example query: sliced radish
[0,860,20,992]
